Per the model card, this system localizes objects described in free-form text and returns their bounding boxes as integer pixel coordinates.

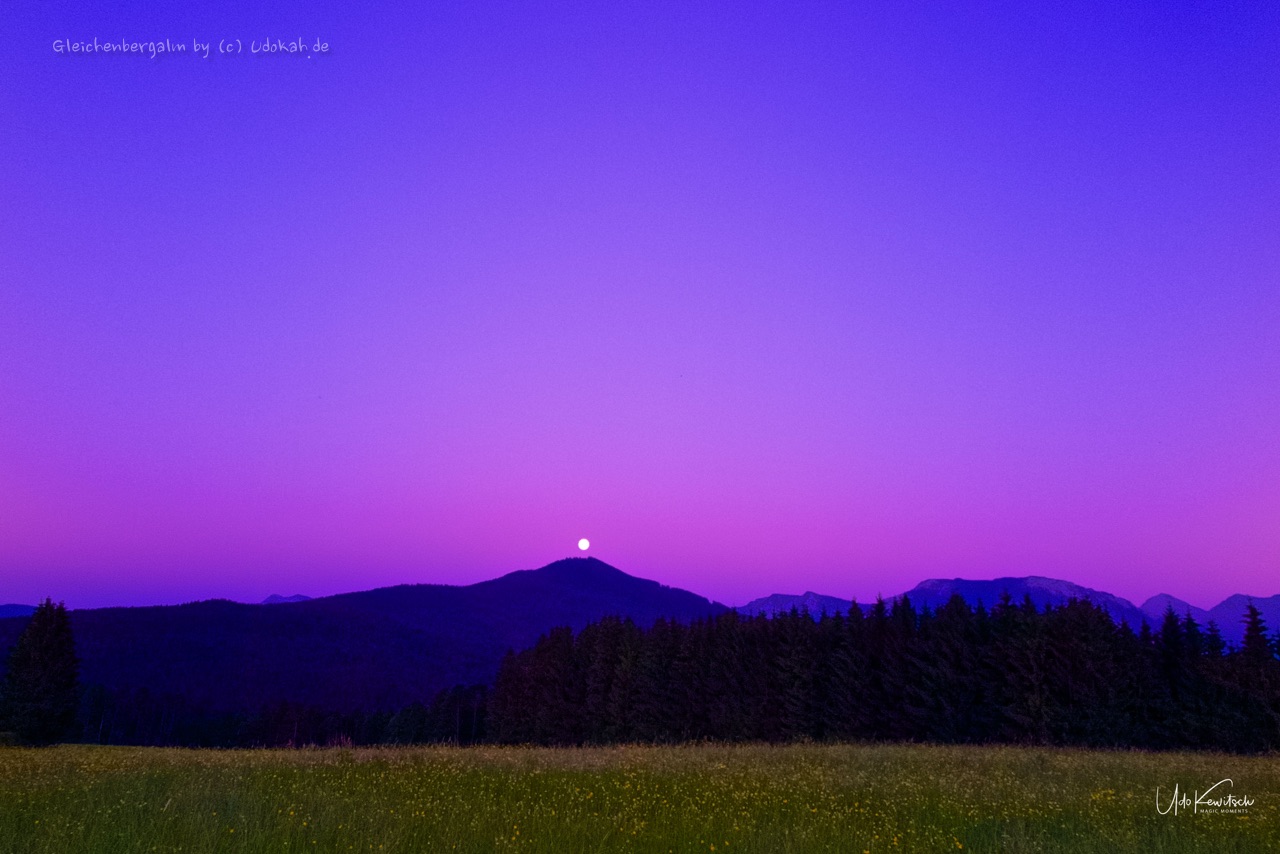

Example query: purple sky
[2,1,1277,610]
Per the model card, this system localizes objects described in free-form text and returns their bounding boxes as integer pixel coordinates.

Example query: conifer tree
[1242,603,1272,665]
[2,599,80,745]
[1158,607,1187,699]
[1204,620,1226,657]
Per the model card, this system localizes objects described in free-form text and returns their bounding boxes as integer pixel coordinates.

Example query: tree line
[0,600,488,748]
[4,594,1279,751]
[489,595,1280,752]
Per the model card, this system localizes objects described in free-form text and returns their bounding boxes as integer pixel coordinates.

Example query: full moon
[577,538,590,551]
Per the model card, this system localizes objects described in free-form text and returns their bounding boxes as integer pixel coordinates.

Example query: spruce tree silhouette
[1242,602,1273,666]
[3,599,79,745]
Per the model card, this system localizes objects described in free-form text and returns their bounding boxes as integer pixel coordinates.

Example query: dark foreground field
[1,743,1276,852]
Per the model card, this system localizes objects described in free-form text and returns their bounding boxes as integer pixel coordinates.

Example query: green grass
[0,742,1276,852]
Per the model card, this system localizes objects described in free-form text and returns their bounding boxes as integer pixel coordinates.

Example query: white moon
[578,538,590,551]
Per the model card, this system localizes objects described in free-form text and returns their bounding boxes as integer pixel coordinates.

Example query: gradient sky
[2,1,1277,610]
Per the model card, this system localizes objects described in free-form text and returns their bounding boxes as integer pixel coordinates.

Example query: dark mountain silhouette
[1139,593,1280,645]
[897,576,1149,627]
[4,562,1275,724]
[261,594,311,605]
[1207,594,1280,645]
[742,578,1280,646]
[743,576,1150,628]
[737,591,852,617]
[0,604,35,619]
[0,558,725,713]
[1140,594,1210,627]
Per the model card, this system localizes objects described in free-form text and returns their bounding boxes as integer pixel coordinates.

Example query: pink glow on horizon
[2,2,1278,611]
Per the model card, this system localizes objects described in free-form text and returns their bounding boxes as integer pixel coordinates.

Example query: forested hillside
[491,594,1280,752]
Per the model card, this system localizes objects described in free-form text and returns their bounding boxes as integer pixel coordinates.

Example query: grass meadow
[0,742,1276,853]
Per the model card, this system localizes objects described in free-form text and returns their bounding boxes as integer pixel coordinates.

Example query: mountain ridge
[0,557,726,713]
[739,577,1278,645]
[261,594,311,605]
[3,562,1277,714]
[737,591,854,618]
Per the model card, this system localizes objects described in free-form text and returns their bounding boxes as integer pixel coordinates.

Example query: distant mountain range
[900,576,1150,627]
[0,558,725,713]
[2,562,1277,715]
[1139,593,1280,646]
[739,577,1146,623]
[737,591,852,618]
[743,578,1280,646]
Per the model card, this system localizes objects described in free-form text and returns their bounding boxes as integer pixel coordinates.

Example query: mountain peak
[1140,594,1209,624]
[540,555,617,570]
[890,576,1149,628]
[526,556,631,581]
[478,556,687,601]
[261,594,311,605]
[0,558,726,715]
[737,591,852,618]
